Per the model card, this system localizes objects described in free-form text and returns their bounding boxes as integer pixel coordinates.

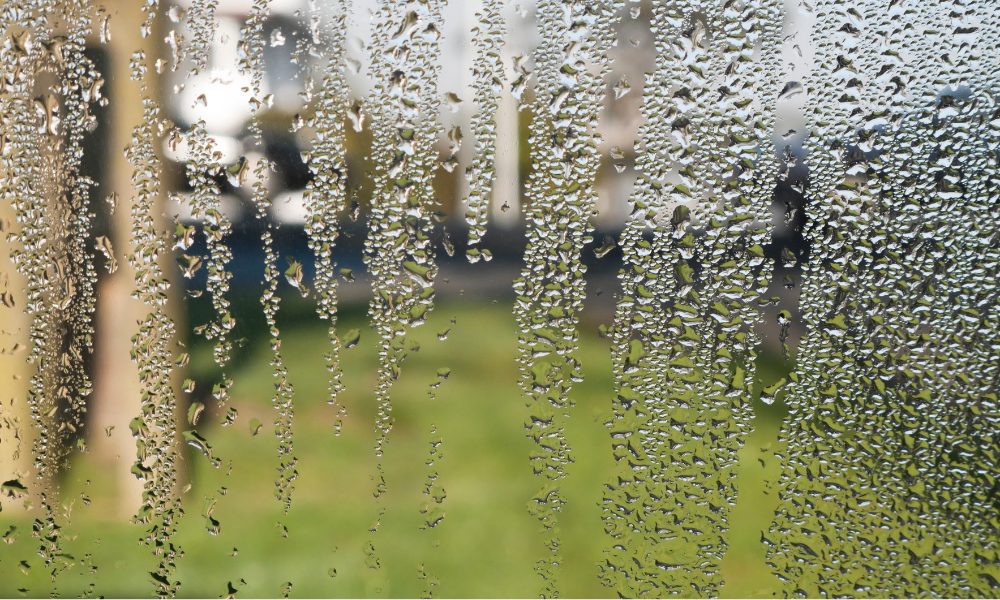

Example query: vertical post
[86,0,174,518]
[0,193,30,513]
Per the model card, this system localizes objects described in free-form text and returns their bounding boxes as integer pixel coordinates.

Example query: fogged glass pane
[0,0,996,597]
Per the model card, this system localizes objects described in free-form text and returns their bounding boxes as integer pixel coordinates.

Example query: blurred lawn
[0,298,788,598]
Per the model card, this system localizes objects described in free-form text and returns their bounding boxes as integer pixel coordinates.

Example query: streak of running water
[0,0,101,584]
[417,368,450,597]
[513,1,614,595]
[600,0,784,595]
[363,0,445,587]
[239,0,297,514]
[123,3,185,593]
[179,0,233,400]
[462,0,505,261]
[302,0,351,434]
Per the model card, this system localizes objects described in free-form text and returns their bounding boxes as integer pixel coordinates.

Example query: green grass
[0,299,786,598]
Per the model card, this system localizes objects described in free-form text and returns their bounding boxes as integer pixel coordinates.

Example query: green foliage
[0,301,786,597]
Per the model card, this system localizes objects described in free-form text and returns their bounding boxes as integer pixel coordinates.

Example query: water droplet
[342,328,361,349]
[95,236,118,274]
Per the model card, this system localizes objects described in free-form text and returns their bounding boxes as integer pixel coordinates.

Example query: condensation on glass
[0,0,995,597]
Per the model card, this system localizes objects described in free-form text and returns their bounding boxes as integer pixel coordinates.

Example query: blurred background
[0,0,810,596]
